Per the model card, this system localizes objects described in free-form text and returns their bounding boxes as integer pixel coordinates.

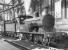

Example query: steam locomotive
[0,12,55,45]
[1,8,67,47]
[14,13,55,45]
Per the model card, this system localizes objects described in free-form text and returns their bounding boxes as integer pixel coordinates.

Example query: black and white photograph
[0,0,67,50]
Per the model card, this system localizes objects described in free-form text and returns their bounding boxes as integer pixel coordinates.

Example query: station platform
[4,38,63,50]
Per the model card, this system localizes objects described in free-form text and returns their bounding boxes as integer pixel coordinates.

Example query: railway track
[4,39,50,50]
[4,38,64,50]
[4,40,30,50]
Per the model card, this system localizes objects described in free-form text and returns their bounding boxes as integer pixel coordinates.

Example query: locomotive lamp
[17,15,26,24]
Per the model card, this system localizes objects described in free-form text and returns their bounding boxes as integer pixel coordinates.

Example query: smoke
[24,0,31,15]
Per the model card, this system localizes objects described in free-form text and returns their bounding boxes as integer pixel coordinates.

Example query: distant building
[55,0,68,32]
[55,0,68,19]
[61,0,68,19]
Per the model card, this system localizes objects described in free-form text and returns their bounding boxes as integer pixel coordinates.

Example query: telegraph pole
[3,0,6,35]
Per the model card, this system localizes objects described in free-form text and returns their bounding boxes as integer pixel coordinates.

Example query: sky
[5,0,11,4]
[0,0,11,8]
[0,0,11,4]
[0,0,32,15]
